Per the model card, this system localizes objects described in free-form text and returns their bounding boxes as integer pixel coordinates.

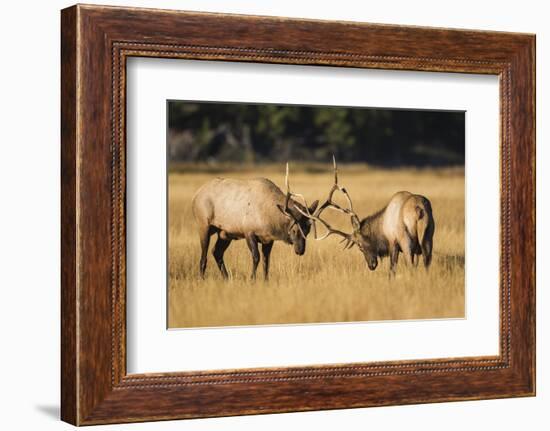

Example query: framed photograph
[61,4,535,425]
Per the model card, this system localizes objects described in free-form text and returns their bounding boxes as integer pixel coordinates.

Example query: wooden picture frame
[61,4,535,425]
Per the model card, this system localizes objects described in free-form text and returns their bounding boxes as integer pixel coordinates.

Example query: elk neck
[359,207,389,257]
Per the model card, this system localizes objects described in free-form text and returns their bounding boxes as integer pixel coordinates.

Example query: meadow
[168,164,465,328]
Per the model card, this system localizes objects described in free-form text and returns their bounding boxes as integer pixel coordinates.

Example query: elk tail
[415,202,434,268]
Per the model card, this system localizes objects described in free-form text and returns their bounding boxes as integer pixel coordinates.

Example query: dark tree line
[168,101,464,167]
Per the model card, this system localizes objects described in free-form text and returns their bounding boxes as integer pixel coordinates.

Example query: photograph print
[167,101,465,329]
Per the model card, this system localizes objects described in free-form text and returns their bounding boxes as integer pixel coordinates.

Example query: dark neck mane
[360,206,385,234]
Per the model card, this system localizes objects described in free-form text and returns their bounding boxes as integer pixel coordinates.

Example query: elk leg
[403,248,414,266]
[412,244,421,267]
[198,225,213,278]
[399,237,414,266]
[212,237,232,279]
[261,242,274,281]
[389,243,399,274]
[245,234,260,280]
[421,238,433,269]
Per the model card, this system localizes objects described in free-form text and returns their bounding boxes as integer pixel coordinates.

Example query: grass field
[168,164,465,328]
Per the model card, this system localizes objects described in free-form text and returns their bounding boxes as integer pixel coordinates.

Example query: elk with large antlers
[192,164,318,280]
[297,157,435,273]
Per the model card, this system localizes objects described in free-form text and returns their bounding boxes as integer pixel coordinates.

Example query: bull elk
[192,165,318,280]
[297,157,435,273]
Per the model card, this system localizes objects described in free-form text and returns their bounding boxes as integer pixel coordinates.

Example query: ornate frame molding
[61,5,535,425]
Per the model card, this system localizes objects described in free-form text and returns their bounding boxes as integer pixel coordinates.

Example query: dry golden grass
[168,164,465,328]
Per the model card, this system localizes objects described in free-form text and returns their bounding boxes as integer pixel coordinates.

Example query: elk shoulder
[192,177,290,242]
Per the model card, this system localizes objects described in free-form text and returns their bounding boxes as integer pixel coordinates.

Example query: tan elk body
[192,174,318,280]
[354,191,435,271]
[298,158,434,273]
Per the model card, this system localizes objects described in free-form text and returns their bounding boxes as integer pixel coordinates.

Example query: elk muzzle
[360,250,378,270]
[293,238,306,255]
[367,257,378,271]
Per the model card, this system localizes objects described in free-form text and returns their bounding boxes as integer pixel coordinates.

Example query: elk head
[295,156,378,270]
[276,163,319,255]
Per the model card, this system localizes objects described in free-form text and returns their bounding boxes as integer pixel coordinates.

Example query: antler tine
[313,170,338,219]
[283,161,312,213]
[298,155,362,243]
[314,155,359,221]
[294,205,350,242]
[284,159,358,241]
[283,161,313,239]
[285,162,290,193]
[289,191,317,238]
[339,237,355,249]
[283,162,292,211]
[333,154,338,185]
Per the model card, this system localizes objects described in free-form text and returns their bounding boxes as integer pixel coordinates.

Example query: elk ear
[308,200,319,214]
[351,215,361,232]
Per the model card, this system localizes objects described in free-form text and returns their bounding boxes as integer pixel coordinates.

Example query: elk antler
[294,156,360,248]
[294,204,354,246]
[280,162,311,239]
[316,155,361,226]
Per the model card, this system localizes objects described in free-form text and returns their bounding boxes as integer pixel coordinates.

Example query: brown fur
[192,177,318,280]
[352,191,435,272]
